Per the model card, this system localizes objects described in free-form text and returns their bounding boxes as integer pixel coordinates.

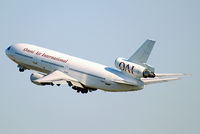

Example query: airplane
[5,39,186,94]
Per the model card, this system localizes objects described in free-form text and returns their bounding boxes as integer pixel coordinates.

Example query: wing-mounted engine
[30,72,49,85]
[115,57,155,78]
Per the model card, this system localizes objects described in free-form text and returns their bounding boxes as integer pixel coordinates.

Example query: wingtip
[147,39,156,43]
[183,73,192,76]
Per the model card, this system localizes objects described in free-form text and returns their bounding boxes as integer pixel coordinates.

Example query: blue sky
[0,0,199,134]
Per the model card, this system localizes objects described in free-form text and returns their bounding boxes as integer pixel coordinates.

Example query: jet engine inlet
[143,69,155,78]
[30,72,46,85]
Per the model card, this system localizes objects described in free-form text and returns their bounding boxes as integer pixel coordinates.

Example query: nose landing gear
[17,65,26,72]
[19,68,24,72]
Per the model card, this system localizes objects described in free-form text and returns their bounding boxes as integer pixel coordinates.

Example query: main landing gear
[50,83,61,86]
[17,65,26,72]
[67,81,96,94]
[72,86,97,94]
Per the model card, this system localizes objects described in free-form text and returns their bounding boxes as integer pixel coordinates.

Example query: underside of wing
[141,77,180,85]
[33,70,84,88]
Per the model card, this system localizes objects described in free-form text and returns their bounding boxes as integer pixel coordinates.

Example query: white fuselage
[5,43,144,92]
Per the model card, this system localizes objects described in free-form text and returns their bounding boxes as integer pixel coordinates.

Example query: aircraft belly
[98,83,142,92]
[70,72,141,92]
[90,80,142,92]
[67,67,142,92]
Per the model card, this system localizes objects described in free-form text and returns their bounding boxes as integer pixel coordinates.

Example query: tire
[19,68,24,72]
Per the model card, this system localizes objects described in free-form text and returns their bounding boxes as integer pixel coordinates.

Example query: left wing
[34,70,84,88]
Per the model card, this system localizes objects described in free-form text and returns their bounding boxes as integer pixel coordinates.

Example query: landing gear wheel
[84,89,88,94]
[19,68,24,72]
[18,65,26,72]
[81,89,88,94]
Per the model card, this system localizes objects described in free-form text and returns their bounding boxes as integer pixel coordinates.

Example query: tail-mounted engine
[115,57,155,78]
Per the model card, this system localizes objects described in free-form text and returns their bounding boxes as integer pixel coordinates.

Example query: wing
[141,77,180,85]
[34,70,84,88]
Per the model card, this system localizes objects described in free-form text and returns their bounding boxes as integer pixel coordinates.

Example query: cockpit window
[7,46,11,50]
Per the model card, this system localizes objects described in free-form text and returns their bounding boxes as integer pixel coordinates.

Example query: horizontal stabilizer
[141,77,180,85]
[155,73,190,77]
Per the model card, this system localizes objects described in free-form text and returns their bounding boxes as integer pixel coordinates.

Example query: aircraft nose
[5,46,12,56]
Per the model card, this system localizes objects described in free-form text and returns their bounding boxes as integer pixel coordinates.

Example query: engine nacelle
[115,57,155,78]
[30,72,46,85]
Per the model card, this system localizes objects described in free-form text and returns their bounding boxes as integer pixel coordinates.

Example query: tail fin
[128,39,155,64]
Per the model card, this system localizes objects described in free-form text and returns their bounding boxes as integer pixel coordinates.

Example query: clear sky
[0,0,199,134]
